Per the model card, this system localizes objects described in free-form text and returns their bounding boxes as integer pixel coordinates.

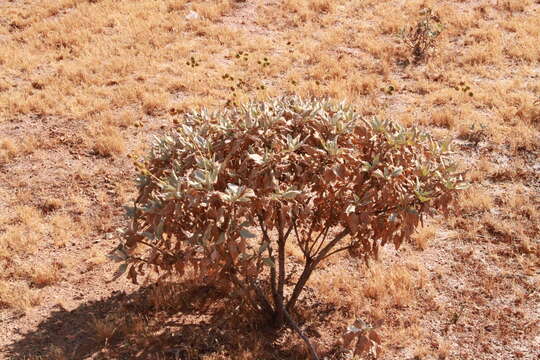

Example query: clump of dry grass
[91,314,123,344]
[459,186,494,214]
[0,281,41,311]
[42,346,67,360]
[412,224,437,251]
[0,136,39,164]
[310,265,368,313]
[362,263,416,308]
[90,125,126,157]
[17,262,62,287]
[497,0,534,12]
[0,224,41,258]
[467,157,496,183]
[0,203,84,315]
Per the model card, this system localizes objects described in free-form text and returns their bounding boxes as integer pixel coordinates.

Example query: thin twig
[315,229,350,262]
[138,239,174,258]
[280,303,320,360]
[311,224,331,258]
[307,222,329,257]
[293,221,309,260]
[320,244,356,260]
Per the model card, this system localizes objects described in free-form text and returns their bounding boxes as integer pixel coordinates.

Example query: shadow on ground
[5,283,313,359]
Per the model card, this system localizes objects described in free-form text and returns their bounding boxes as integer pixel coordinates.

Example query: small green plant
[186,56,200,68]
[400,8,444,64]
[452,82,474,97]
[113,96,465,358]
[462,122,488,145]
[381,84,396,95]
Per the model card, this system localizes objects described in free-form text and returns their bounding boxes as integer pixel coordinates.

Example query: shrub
[113,96,464,352]
[400,8,444,64]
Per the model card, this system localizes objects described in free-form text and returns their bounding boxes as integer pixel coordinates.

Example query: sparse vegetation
[400,8,444,64]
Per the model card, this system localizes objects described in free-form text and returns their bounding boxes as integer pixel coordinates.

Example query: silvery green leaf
[444,180,455,189]
[372,154,380,167]
[124,206,136,218]
[141,231,155,240]
[240,229,257,239]
[162,183,176,192]
[248,153,264,164]
[193,169,206,181]
[281,190,302,199]
[373,169,385,178]
[361,161,371,172]
[392,167,403,177]
[262,258,275,268]
[227,183,240,194]
[347,324,362,333]
[111,263,128,281]
[218,192,231,202]
[108,245,129,262]
[243,188,256,198]
[414,190,431,202]
[239,220,251,227]
[258,241,269,254]
[155,220,164,238]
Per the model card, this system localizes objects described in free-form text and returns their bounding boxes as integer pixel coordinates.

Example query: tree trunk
[287,229,350,311]
[286,260,314,312]
[274,234,286,327]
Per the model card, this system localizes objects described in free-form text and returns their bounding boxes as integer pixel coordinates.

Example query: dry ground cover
[0,0,539,359]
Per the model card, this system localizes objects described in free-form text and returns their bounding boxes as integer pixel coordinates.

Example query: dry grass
[18,262,62,287]
[362,263,417,308]
[91,314,122,344]
[90,125,126,157]
[0,137,39,164]
[0,281,41,311]
[0,0,539,359]
[412,224,438,251]
[459,186,494,214]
